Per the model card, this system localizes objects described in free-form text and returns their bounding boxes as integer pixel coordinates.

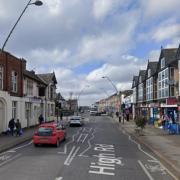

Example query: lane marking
[120,126,178,180]
[67,146,80,166]
[77,133,83,143]
[138,160,154,180]
[0,153,21,167]
[64,146,76,165]
[79,129,96,157]
[81,134,88,143]
[13,140,33,151]
[58,129,81,154]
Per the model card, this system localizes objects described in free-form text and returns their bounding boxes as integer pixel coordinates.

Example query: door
[0,100,4,133]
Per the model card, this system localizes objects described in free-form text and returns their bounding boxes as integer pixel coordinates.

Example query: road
[0,115,176,180]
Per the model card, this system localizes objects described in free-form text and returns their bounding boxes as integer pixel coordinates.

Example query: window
[0,66,3,90]
[146,77,153,101]
[11,71,17,92]
[148,69,151,78]
[27,79,33,95]
[12,101,17,119]
[158,68,169,99]
[25,102,31,119]
[139,76,142,83]
[161,57,165,69]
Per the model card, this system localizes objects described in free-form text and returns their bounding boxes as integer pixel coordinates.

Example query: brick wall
[0,51,26,97]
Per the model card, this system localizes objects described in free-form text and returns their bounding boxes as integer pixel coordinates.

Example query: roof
[37,72,57,85]
[145,61,158,79]
[157,48,178,72]
[23,70,46,85]
[139,70,146,82]
[132,76,138,88]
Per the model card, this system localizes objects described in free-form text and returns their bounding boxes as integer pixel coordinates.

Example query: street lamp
[102,76,123,123]
[77,85,90,114]
[1,0,43,51]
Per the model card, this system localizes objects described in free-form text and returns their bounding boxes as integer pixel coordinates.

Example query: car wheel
[34,143,38,147]
[56,139,60,147]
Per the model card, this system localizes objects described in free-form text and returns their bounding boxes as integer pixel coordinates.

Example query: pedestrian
[38,114,44,124]
[8,118,15,136]
[15,119,22,136]
[60,112,63,120]
[125,108,130,121]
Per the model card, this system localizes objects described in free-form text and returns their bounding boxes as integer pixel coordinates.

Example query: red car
[33,123,66,147]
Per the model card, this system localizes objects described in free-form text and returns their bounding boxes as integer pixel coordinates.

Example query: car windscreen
[70,118,80,121]
[37,127,53,136]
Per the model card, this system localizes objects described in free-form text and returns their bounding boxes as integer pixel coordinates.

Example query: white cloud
[152,23,180,42]
[28,48,71,66]
[140,0,180,20]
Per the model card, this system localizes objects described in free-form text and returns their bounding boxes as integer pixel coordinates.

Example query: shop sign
[166,98,177,105]
[150,103,159,108]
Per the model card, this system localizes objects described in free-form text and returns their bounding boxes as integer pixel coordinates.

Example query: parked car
[33,122,66,147]
[69,116,84,126]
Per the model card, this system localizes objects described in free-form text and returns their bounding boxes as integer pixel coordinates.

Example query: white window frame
[0,66,3,90]
[11,71,18,92]
[158,68,169,99]
[146,77,153,101]
[148,69,151,78]
[161,57,165,69]
[138,83,143,102]
[12,101,17,119]
[27,79,33,96]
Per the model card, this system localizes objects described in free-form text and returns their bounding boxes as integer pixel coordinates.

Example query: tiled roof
[132,76,138,88]
[23,70,46,85]
[139,70,146,81]
[148,61,158,75]
[37,72,57,84]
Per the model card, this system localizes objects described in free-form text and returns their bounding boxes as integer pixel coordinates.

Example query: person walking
[38,114,44,124]
[8,118,15,136]
[15,119,22,136]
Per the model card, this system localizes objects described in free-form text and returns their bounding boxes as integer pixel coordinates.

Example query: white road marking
[58,129,81,154]
[12,140,33,151]
[77,133,83,142]
[64,146,76,165]
[55,177,63,180]
[81,134,88,143]
[79,129,96,157]
[138,160,154,180]
[67,146,80,165]
[120,126,178,180]
[0,153,21,167]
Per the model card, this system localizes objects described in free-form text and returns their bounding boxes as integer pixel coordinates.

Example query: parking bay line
[0,154,21,167]
[138,160,154,180]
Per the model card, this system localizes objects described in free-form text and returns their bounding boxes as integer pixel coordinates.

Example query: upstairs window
[27,79,33,95]
[161,57,165,69]
[11,71,17,92]
[139,76,142,83]
[0,66,3,90]
[148,69,151,78]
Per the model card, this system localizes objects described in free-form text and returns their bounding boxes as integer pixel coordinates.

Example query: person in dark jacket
[8,118,15,136]
[38,114,44,124]
[15,119,22,136]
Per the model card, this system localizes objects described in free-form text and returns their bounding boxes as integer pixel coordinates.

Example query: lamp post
[77,85,90,114]
[1,0,43,51]
[102,76,123,123]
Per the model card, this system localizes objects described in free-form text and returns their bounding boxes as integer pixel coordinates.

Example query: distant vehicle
[90,107,98,116]
[69,116,83,126]
[33,122,66,147]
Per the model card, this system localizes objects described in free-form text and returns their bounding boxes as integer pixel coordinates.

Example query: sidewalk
[0,127,36,153]
[0,117,70,153]
[113,117,180,178]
